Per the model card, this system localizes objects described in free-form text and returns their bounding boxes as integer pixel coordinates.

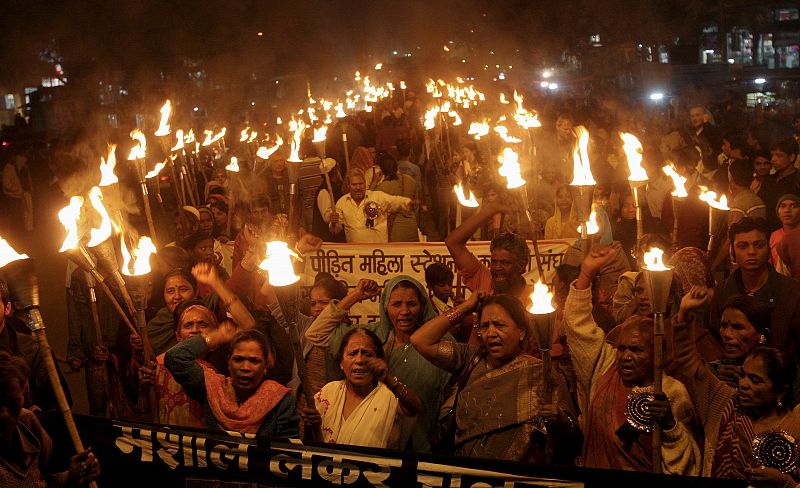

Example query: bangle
[445,307,465,326]
[390,380,409,401]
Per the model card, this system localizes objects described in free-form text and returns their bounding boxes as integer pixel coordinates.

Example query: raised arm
[445,200,503,267]
[304,279,380,348]
[192,262,255,331]
[411,292,480,364]
[564,247,619,395]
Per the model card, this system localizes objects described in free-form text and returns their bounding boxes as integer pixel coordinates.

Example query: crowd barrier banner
[77,416,745,488]
[301,239,573,323]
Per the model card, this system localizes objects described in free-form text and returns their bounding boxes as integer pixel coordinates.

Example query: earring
[777,396,784,408]
[758,334,767,346]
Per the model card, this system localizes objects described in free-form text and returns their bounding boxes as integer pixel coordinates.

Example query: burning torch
[569,126,596,257]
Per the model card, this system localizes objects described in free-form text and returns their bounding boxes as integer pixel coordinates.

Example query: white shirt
[334,190,411,243]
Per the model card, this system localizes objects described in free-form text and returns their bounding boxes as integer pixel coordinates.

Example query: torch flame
[202,128,226,146]
[287,119,307,162]
[247,131,258,143]
[699,187,730,210]
[374,63,382,70]
[127,130,147,161]
[528,280,556,314]
[87,186,112,247]
[225,156,240,172]
[467,121,490,140]
[171,129,185,151]
[423,108,438,130]
[620,132,648,182]
[400,81,407,90]
[0,237,29,268]
[448,110,462,126]
[258,241,300,286]
[145,161,167,179]
[256,136,284,159]
[577,208,600,235]
[184,129,196,144]
[570,126,595,185]
[312,125,328,142]
[512,91,542,129]
[335,103,346,118]
[98,144,118,187]
[500,93,510,104]
[494,126,522,143]
[57,196,84,252]
[642,247,671,271]
[240,127,250,142]
[498,148,526,189]
[154,100,172,137]
[120,236,157,276]
[662,164,688,198]
[454,183,479,207]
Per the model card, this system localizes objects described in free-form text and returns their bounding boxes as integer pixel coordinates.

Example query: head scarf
[376,275,437,336]
[177,304,219,332]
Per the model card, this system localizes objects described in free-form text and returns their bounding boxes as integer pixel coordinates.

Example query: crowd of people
[3,83,800,487]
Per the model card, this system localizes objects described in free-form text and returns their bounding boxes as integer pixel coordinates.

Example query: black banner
[77,416,745,488]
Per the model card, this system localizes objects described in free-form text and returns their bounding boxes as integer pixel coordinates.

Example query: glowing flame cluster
[577,207,600,235]
[312,125,328,142]
[0,237,29,268]
[145,161,167,179]
[620,132,648,183]
[127,130,147,161]
[258,241,300,286]
[570,126,595,186]
[662,164,688,198]
[98,144,118,187]
[202,128,226,147]
[699,188,729,210]
[256,136,284,160]
[642,247,671,271]
[57,196,84,252]
[120,237,157,276]
[468,121,490,140]
[498,148,525,189]
[528,280,556,314]
[154,100,172,137]
[454,183,479,207]
[287,118,307,162]
[225,156,240,172]
[87,187,113,247]
[512,91,541,129]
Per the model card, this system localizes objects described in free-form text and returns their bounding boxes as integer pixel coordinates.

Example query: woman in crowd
[305,276,451,453]
[166,325,299,437]
[612,192,638,268]
[209,199,230,242]
[411,293,577,462]
[0,351,101,486]
[375,152,419,242]
[565,247,700,474]
[301,328,420,448]
[544,185,581,240]
[708,295,772,388]
[673,286,800,485]
[146,264,254,356]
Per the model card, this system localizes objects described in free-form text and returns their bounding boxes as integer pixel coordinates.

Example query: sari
[314,275,452,452]
[154,353,206,428]
[314,380,415,449]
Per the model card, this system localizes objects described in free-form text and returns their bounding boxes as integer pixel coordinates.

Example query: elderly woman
[709,295,772,388]
[147,265,254,356]
[305,276,451,452]
[565,246,700,474]
[411,293,576,462]
[673,287,800,485]
[138,263,256,427]
[166,325,298,437]
[0,351,101,487]
[301,328,420,448]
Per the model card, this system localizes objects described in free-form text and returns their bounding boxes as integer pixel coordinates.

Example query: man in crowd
[770,194,800,271]
[329,167,414,243]
[709,217,800,403]
[761,138,800,230]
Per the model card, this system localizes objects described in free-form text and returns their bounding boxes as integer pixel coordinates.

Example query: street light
[649,92,664,101]
[755,78,766,85]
